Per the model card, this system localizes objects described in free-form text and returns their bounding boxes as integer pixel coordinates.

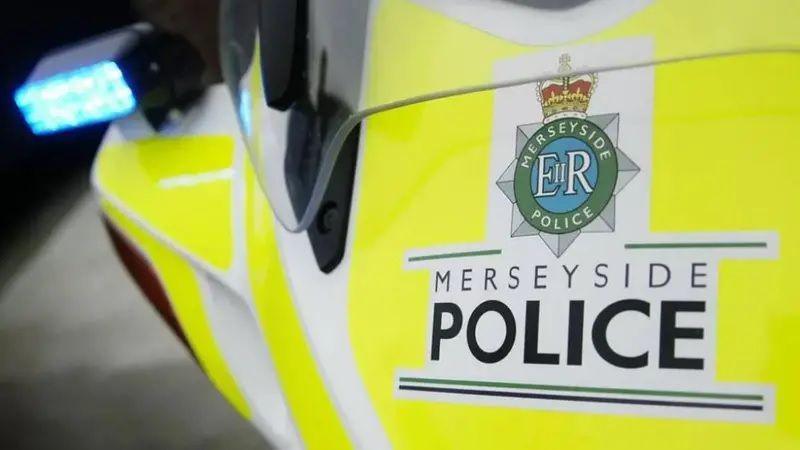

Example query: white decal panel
[396,39,777,423]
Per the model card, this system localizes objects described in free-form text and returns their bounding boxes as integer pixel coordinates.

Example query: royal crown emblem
[538,54,597,123]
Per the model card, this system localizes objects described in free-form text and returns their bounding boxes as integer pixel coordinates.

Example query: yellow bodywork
[95,135,353,447]
[93,0,800,448]
[101,198,252,418]
[245,164,353,449]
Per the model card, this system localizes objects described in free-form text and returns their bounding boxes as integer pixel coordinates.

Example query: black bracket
[306,124,360,273]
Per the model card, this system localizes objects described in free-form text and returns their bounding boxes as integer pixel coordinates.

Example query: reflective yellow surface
[94,135,235,270]
[244,162,354,449]
[366,0,800,107]
[101,200,252,419]
[349,1,800,448]
[92,1,800,448]
[94,130,351,448]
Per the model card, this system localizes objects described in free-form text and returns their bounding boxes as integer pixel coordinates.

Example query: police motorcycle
[14,0,800,448]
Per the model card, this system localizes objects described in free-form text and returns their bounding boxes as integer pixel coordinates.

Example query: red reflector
[103,216,195,356]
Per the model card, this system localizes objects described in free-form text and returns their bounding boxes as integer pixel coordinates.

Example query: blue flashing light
[14,61,137,135]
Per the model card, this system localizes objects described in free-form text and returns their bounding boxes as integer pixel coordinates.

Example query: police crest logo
[496,54,640,256]
[399,40,779,423]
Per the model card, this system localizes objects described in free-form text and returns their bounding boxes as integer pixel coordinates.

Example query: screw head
[317,203,339,234]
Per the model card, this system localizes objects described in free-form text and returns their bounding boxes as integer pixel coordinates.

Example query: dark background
[0,0,133,277]
[0,3,267,449]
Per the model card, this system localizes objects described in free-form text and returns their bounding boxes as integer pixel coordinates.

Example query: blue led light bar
[14,61,137,135]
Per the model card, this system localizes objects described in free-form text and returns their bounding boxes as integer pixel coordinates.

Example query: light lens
[14,61,136,135]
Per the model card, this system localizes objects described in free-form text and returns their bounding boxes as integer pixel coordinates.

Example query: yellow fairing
[91,1,800,448]
[95,133,352,447]
[366,0,799,107]
[100,200,251,419]
[94,135,235,270]
[245,163,353,450]
[349,1,800,449]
